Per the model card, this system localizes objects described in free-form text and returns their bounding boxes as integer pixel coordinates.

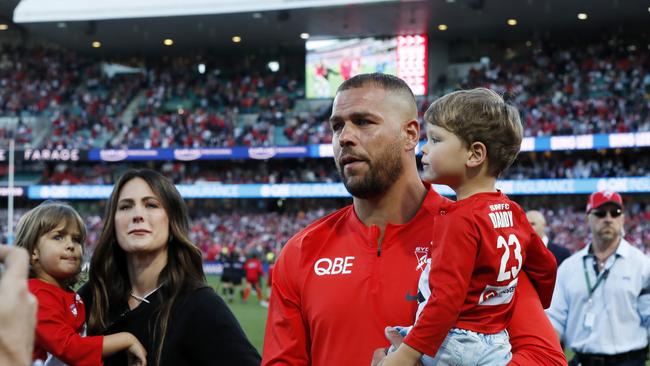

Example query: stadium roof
[2,0,649,53]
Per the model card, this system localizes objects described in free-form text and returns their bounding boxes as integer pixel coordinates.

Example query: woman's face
[114,177,170,256]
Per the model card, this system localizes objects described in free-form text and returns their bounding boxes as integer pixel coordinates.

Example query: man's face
[329,86,404,199]
[587,203,624,244]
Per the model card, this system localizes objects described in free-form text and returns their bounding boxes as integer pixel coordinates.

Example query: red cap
[586,190,623,213]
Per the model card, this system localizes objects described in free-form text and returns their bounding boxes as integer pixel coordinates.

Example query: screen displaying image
[305,34,427,98]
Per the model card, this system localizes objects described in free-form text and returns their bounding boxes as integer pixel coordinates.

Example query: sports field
[207,275,268,352]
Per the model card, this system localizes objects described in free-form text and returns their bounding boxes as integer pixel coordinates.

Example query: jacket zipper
[373,225,383,257]
[377,238,382,257]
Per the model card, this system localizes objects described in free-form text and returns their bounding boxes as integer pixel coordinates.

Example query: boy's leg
[476,330,512,366]
[427,329,472,366]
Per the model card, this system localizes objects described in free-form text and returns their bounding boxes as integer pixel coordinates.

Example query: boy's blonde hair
[424,87,523,177]
[14,201,86,287]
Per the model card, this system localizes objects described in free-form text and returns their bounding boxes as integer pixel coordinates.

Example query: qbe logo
[314,256,355,276]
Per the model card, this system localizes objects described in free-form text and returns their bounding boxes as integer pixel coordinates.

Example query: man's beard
[339,141,403,199]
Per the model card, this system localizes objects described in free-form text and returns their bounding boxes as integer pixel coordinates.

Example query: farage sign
[23,149,80,162]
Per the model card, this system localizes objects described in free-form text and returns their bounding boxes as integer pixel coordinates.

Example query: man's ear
[403,119,420,151]
[466,141,487,168]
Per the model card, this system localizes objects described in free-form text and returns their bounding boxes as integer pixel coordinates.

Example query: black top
[78,283,261,366]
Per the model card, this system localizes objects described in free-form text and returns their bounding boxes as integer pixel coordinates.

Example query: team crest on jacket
[70,293,82,317]
[414,243,431,271]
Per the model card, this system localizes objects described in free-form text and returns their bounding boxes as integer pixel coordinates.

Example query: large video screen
[305,34,428,98]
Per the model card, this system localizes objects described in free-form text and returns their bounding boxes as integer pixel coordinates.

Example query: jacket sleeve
[522,229,557,309]
[32,287,104,366]
[182,287,261,365]
[262,239,311,365]
[403,214,478,357]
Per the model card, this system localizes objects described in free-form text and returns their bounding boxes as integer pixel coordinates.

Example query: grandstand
[1,0,649,356]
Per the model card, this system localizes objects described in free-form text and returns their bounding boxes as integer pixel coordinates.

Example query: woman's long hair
[86,169,205,365]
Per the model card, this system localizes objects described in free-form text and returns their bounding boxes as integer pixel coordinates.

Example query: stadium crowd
[2,37,650,149]
[506,151,650,179]
[113,62,303,149]
[1,197,649,259]
[0,45,143,149]
[456,38,650,137]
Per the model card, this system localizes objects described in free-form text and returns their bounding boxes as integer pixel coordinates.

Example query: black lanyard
[582,254,618,299]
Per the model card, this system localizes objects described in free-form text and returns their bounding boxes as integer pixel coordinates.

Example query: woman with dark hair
[79,169,261,366]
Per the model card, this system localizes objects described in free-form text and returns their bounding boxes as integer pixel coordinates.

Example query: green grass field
[207,275,268,352]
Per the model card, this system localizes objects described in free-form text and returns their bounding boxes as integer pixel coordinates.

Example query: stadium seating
[3,37,649,149]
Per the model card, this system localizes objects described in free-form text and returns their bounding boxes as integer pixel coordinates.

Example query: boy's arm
[262,242,310,366]
[402,215,478,357]
[522,230,557,309]
[32,288,103,366]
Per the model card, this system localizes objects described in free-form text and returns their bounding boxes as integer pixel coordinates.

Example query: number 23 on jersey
[496,234,522,282]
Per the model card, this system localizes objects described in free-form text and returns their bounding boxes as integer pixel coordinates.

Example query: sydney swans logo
[414,243,431,272]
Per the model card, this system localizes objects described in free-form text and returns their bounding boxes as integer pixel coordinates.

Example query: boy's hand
[127,339,147,366]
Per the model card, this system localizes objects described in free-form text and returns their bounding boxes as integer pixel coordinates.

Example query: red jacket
[405,192,557,357]
[29,279,103,365]
[263,186,565,366]
[263,186,450,365]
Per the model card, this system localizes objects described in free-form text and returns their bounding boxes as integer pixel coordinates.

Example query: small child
[382,88,557,365]
[15,201,147,366]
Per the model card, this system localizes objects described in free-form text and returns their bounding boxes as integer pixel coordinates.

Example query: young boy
[381,88,557,366]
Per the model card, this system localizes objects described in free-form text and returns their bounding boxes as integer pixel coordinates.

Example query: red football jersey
[404,191,557,357]
[29,278,103,365]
